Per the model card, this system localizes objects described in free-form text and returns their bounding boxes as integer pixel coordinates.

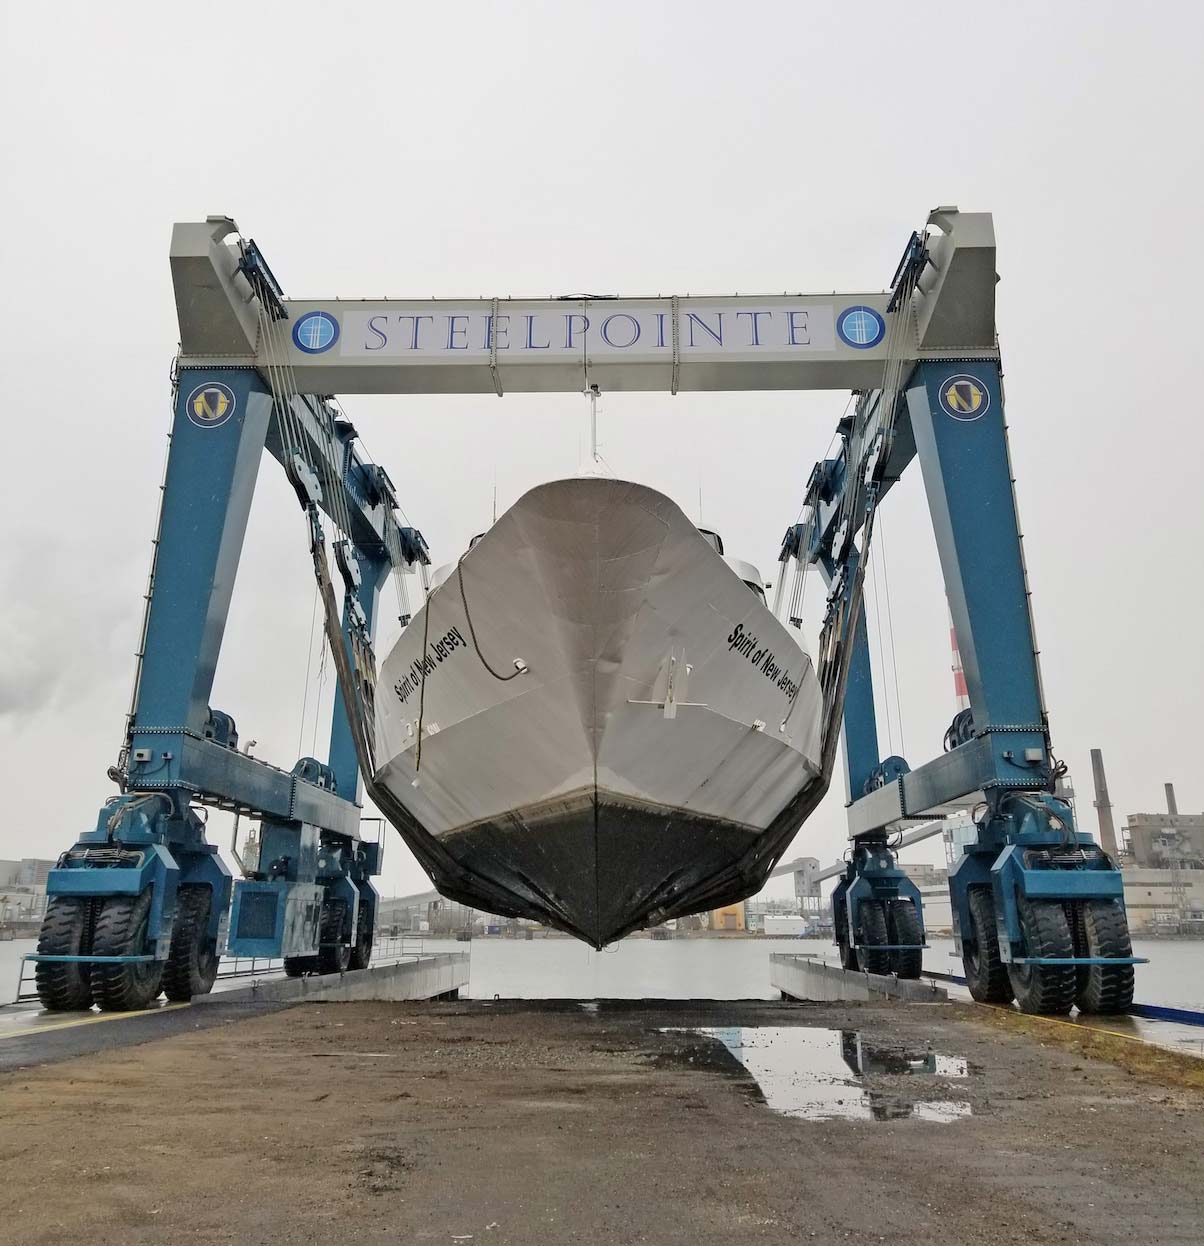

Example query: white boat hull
[374,477,824,944]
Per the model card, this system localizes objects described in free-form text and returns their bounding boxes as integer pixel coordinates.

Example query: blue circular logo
[292,311,340,354]
[836,305,886,350]
[185,381,236,429]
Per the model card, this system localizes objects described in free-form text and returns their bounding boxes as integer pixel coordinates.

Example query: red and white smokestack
[950,622,970,712]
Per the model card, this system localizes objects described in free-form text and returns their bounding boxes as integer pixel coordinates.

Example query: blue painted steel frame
[48,794,233,953]
[907,362,1048,783]
[807,355,1133,974]
[818,549,880,802]
[46,360,415,968]
[832,844,925,954]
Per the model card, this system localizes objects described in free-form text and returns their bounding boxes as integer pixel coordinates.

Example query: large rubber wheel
[317,899,351,975]
[835,898,858,970]
[1075,899,1135,1015]
[856,900,892,975]
[963,887,1014,1003]
[1007,898,1076,1016]
[283,957,316,978]
[91,889,165,1012]
[162,887,219,1002]
[35,896,95,1011]
[886,898,923,979]
[348,898,373,971]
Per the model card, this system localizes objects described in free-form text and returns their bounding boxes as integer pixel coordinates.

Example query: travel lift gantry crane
[32,207,1139,1015]
[32,225,431,1012]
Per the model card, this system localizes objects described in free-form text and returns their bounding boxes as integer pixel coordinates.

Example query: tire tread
[1009,900,1076,1016]
[886,898,923,979]
[162,886,217,1002]
[857,899,891,975]
[91,891,164,1012]
[34,897,94,1011]
[1076,899,1135,1014]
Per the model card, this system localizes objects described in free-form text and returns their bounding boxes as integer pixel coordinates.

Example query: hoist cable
[877,510,907,758]
[297,580,320,761]
[310,639,329,760]
[867,542,895,756]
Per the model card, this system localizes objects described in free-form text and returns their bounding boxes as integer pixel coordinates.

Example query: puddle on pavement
[661,1026,973,1123]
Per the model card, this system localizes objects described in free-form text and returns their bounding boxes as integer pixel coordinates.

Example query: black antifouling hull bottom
[421,790,762,948]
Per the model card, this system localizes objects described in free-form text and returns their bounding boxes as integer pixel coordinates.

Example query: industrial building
[1090,754,1204,933]
[709,903,747,932]
[0,859,54,929]
[1122,810,1204,869]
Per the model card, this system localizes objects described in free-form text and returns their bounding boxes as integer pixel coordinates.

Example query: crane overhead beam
[170,211,998,396]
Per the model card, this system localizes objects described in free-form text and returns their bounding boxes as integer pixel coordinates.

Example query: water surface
[4,934,1202,1009]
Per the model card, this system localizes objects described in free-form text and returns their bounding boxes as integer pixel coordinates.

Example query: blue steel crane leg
[906,362,1047,783]
[904,361,1137,1013]
[40,369,274,1007]
[38,368,381,1006]
[816,546,917,971]
[128,369,272,746]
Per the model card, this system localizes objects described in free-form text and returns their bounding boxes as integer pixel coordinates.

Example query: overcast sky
[1,1,1201,901]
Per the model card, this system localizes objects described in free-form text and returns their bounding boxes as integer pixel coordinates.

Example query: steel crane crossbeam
[169,210,999,396]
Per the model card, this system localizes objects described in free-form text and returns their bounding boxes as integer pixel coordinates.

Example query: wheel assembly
[317,898,351,974]
[1074,898,1134,1014]
[962,887,1013,1003]
[348,896,373,971]
[35,896,96,1012]
[856,898,892,975]
[835,896,858,969]
[1007,897,1076,1015]
[90,888,165,1012]
[162,886,219,1002]
[886,898,922,979]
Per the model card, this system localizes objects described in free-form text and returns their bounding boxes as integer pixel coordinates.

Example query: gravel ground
[1,997,1201,1245]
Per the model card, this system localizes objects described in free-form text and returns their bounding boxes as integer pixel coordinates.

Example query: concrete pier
[770,952,948,1003]
[191,952,469,1006]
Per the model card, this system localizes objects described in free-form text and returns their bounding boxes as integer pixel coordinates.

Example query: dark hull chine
[422,789,763,947]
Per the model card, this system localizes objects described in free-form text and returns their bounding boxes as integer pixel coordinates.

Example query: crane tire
[1075,899,1135,1015]
[91,889,165,1012]
[963,887,1013,1003]
[886,898,923,979]
[348,897,373,971]
[35,897,95,1012]
[857,899,892,975]
[162,886,219,1001]
[1007,898,1076,1016]
[317,899,351,974]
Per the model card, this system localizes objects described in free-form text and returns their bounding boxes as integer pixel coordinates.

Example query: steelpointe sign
[270,294,901,394]
[170,210,999,395]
